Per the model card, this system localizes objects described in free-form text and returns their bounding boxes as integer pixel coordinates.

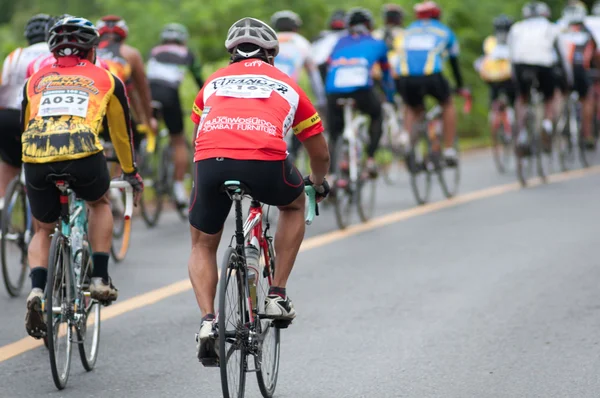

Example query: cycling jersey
[325,33,391,94]
[558,23,596,68]
[508,17,560,67]
[584,16,600,48]
[311,30,346,66]
[190,59,323,162]
[21,57,135,172]
[27,54,110,78]
[0,42,49,110]
[397,19,459,77]
[147,43,203,89]
[475,35,512,82]
[97,41,132,87]
[373,27,405,75]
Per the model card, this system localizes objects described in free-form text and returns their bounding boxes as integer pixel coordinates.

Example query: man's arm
[106,74,136,174]
[447,30,464,89]
[123,44,154,128]
[20,80,30,132]
[188,51,204,89]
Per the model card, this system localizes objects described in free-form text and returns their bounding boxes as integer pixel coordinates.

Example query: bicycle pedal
[272,319,292,329]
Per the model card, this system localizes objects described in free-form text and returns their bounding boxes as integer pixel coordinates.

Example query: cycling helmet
[522,2,551,19]
[97,15,128,40]
[328,9,346,30]
[382,4,404,26]
[271,10,302,32]
[414,1,442,20]
[346,8,374,30]
[225,17,279,57]
[25,14,52,44]
[47,17,99,56]
[493,14,514,32]
[161,23,189,44]
[562,2,588,23]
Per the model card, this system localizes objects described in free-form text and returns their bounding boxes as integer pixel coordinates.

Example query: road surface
[1,151,599,397]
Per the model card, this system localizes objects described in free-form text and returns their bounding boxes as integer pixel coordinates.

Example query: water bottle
[245,241,260,311]
[71,226,83,278]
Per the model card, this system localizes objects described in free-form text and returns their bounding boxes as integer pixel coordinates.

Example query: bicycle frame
[490,96,512,134]
[341,101,369,184]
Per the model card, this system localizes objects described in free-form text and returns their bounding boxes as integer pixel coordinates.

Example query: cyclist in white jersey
[508,1,562,155]
[311,10,347,82]
[586,1,600,49]
[271,10,326,162]
[0,14,52,206]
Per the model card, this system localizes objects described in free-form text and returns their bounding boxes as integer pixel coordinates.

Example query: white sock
[542,119,553,133]
[173,181,187,203]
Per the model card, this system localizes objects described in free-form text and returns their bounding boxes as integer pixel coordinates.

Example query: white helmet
[522,1,551,19]
[225,17,279,57]
[562,3,587,24]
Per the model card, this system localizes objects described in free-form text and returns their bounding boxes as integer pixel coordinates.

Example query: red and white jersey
[190,59,324,162]
[27,54,110,78]
[0,42,49,109]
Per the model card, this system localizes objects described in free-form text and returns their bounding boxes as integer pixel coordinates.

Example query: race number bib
[333,66,369,88]
[38,90,90,118]
[405,34,436,50]
[216,85,273,99]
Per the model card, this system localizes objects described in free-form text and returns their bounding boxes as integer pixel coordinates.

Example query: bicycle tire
[332,138,354,229]
[491,123,512,174]
[255,241,280,398]
[218,247,247,398]
[534,132,547,183]
[46,232,72,390]
[438,138,461,199]
[138,143,164,228]
[77,243,101,371]
[407,131,432,205]
[357,163,377,222]
[1,177,28,297]
[110,187,132,263]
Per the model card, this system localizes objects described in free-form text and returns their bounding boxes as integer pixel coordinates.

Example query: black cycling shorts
[396,73,451,108]
[573,66,592,98]
[24,152,110,223]
[488,80,517,107]
[512,64,555,100]
[0,109,23,167]
[151,83,184,135]
[326,88,382,141]
[189,158,304,234]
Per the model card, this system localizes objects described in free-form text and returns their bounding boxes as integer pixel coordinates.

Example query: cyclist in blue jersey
[325,8,396,179]
[395,1,468,166]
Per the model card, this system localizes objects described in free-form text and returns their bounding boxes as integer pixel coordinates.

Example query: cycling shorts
[24,152,110,223]
[572,66,591,98]
[395,73,451,108]
[189,157,304,234]
[512,64,555,100]
[488,80,517,107]
[326,88,382,142]
[0,109,22,167]
[151,83,183,135]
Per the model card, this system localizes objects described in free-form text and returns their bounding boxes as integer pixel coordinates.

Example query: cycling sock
[202,313,215,322]
[268,286,286,299]
[91,252,110,281]
[30,267,47,290]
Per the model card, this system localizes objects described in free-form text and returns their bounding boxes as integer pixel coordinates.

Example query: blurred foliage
[0,0,592,137]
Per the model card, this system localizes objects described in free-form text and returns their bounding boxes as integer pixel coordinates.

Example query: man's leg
[171,134,190,206]
[272,192,306,289]
[356,89,383,175]
[582,88,595,147]
[188,227,222,317]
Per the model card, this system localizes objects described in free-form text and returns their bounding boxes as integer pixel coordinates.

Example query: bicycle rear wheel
[357,161,377,222]
[46,232,72,390]
[255,242,280,398]
[406,131,432,205]
[1,177,29,297]
[77,242,101,371]
[438,138,461,199]
[109,187,132,263]
[332,138,355,229]
[138,140,164,228]
[491,123,513,174]
[218,247,247,398]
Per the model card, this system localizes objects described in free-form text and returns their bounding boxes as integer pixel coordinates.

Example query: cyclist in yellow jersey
[373,4,405,80]
[21,17,144,338]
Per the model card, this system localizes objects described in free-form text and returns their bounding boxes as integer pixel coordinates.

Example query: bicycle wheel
[46,232,73,390]
[109,187,132,263]
[516,111,537,187]
[438,137,461,199]
[556,113,576,172]
[491,122,513,174]
[406,131,432,205]
[138,140,164,228]
[357,160,377,222]
[533,131,547,183]
[218,247,247,398]
[1,177,29,297]
[77,243,101,371]
[332,138,355,229]
[255,242,280,398]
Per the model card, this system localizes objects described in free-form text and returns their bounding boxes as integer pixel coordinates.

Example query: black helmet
[25,14,52,44]
[382,4,404,25]
[271,10,302,32]
[328,9,346,30]
[346,8,374,31]
[47,17,100,56]
[493,14,513,32]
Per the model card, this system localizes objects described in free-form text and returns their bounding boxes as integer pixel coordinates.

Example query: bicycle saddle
[45,173,76,183]
[220,180,252,195]
[336,98,356,107]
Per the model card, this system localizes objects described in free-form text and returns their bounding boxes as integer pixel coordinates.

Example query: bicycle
[379,98,410,185]
[211,181,318,398]
[1,169,33,297]
[43,176,133,390]
[405,92,472,205]
[489,92,515,174]
[331,98,377,230]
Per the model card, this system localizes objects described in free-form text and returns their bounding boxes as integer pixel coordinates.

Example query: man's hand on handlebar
[122,171,144,206]
[304,175,330,203]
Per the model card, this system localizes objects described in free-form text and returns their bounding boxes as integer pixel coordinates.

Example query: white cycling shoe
[264,295,296,320]
[195,318,218,366]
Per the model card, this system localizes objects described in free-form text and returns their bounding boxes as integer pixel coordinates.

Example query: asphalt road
[1,151,600,398]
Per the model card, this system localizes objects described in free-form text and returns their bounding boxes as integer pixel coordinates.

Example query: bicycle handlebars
[109,180,134,220]
[305,186,318,225]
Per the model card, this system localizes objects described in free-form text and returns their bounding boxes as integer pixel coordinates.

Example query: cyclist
[474,15,516,128]
[586,1,600,43]
[396,1,468,167]
[147,23,204,207]
[22,17,144,338]
[0,14,52,208]
[373,4,405,51]
[189,17,330,363]
[508,2,562,155]
[271,10,326,163]
[325,8,395,179]
[311,9,347,82]
[558,2,597,149]
[96,15,157,139]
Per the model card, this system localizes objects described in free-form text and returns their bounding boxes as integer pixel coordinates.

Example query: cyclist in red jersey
[189,18,330,364]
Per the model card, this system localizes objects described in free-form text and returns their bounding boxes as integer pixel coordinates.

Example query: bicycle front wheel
[332,138,355,229]
[46,232,73,390]
[406,132,432,205]
[109,187,132,263]
[138,142,164,228]
[1,177,29,297]
[438,138,461,199]
[218,248,247,398]
[77,243,101,371]
[357,162,377,222]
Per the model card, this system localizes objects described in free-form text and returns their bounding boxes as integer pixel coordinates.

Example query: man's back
[509,17,560,66]
[97,40,132,86]
[274,32,311,80]
[147,43,198,89]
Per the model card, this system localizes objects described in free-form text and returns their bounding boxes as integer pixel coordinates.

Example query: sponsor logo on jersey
[33,73,99,95]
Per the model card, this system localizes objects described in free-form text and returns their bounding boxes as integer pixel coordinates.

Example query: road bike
[1,169,33,297]
[489,92,515,174]
[331,98,377,229]
[43,176,132,390]
[212,181,318,398]
[379,98,410,185]
[406,92,472,205]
